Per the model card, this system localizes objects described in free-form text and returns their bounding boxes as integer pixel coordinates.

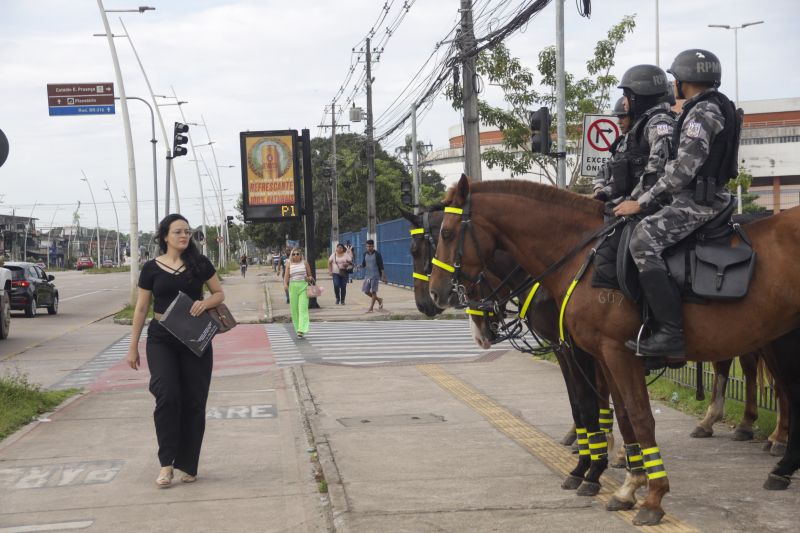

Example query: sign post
[580,114,620,177]
[47,83,115,116]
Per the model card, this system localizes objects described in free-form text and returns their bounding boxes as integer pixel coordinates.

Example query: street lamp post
[46,206,60,269]
[193,114,228,266]
[708,20,764,214]
[81,171,102,268]
[96,1,152,305]
[104,181,121,266]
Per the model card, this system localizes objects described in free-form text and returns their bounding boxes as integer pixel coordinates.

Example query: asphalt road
[0,270,134,387]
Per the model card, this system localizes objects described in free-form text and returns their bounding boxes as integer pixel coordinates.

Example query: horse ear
[398,207,421,226]
[456,174,470,204]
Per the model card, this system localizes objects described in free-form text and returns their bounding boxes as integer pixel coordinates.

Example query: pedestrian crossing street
[51,332,146,390]
[266,320,512,367]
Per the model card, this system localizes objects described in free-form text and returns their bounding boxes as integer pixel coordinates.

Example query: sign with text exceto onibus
[47,83,115,116]
[580,114,620,177]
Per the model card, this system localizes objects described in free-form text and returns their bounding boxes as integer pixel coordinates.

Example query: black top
[138,256,217,313]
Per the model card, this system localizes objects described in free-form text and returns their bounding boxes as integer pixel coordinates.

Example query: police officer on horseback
[614,49,739,358]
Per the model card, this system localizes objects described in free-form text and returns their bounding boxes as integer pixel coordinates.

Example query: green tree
[452,15,636,189]
[394,134,447,205]
[726,167,767,214]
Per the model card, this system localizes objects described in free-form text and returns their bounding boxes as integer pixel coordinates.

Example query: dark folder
[159,291,218,357]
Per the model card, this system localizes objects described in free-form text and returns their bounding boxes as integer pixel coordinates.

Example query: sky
[1,0,797,234]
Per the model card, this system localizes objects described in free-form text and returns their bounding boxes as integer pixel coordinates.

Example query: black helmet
[667,49,721,87]
[612,96,626,115]
[618,64,670,96]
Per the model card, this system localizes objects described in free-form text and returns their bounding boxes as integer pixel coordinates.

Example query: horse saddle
[594,197,757,303]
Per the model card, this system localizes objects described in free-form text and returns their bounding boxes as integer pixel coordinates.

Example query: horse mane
[444,180,604,217]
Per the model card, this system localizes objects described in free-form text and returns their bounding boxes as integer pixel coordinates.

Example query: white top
[329,251,353,275]
[289,261,306,282]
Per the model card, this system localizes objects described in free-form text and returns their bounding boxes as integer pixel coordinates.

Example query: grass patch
[314,257,328,270]
[317,480,328,493]
[115,303,154,321]
[0,374,78,441]
[84,266,131,274]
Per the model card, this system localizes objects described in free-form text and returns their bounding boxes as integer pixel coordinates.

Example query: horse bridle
[410,211,438,283]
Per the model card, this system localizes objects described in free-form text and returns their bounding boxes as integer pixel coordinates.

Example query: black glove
[593,190,609,202]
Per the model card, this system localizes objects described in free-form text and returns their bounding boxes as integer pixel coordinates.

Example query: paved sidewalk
[264,268,462,323]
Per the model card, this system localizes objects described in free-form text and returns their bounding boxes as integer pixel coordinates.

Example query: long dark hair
[157,214,203,279]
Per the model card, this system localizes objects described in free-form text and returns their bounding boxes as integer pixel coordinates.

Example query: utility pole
[460,0,482,181]
[81,171,102,268]
[22,202,37,262]
[365,37,377,242]
[655,0,660,67]
[318,101,349,250]
[411,103,420,214]
[555,0,567,188]
[46,206,60,270]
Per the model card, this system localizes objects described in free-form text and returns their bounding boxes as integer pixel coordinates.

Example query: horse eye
[441,229,453,240]
[410,241,418,254]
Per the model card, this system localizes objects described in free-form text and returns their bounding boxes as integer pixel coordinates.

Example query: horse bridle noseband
[410,211,438,283]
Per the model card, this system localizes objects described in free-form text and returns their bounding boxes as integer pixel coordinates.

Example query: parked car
[101,259,114,268]
[76,256,94,270]
[4,262,58,317]
[0,266,11,338]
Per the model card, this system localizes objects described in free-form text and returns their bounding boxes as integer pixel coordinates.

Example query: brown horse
[428,176,800,526]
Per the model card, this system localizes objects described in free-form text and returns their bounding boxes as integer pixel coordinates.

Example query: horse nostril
[417,303,425,313]
[430,289,439,305]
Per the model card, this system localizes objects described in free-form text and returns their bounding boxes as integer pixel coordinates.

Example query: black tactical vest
[671,90,742,204]
[607,107,672,197]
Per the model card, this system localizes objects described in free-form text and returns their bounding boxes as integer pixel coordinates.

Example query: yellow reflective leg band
[518,282,540,320]
[575,428,590,456]
[625,443,645,473]
[412,272,429,281]
[465,308,494,317]
[409,228,424,235]
[599,407,614,433]
[444,207,463,215]
[588,431,608,461]
[431,258,455,273]
[641,446,667,480]
[559,278,580,341]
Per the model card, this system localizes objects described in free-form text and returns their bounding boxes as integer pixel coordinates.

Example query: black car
[4,262,58,317]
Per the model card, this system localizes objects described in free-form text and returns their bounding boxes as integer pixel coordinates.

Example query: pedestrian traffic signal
[400,179,412,206]
[173,122,189,158]
[226,215,234,229]
[529,107,551,154]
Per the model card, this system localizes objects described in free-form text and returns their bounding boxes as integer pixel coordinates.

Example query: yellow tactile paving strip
[417,364,701,533]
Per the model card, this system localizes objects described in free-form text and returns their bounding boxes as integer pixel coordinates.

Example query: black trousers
[146,321,213,475]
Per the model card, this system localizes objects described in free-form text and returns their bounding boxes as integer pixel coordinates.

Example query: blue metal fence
[339,217,412,287]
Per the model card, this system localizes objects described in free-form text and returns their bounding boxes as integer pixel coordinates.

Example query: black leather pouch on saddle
[591,215,625,290]
[690,238,755,300]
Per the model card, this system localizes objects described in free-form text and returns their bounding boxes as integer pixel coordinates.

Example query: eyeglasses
[291,253,300,256]
[170,229,193,236]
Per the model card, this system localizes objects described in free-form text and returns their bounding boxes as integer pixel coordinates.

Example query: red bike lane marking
[89,324,274,392]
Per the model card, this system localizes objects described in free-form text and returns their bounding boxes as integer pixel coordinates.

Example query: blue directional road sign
[47,83,115,116]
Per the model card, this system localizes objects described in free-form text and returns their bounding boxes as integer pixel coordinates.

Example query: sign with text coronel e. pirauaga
[580,114,620,177]
[240,130,301,222]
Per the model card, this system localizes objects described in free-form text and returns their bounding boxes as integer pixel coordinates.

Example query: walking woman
[126,214,224,488]
[283,247,314,337]
[328,243,353,305]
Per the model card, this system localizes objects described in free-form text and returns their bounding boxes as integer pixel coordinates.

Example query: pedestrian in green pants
[283,247,314,337]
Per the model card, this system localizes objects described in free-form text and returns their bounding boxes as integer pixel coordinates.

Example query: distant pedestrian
[361,239,387,312]
[239,254,248,277]
[328,243,353,305]
[126,213,225,488]
[283,247,314,337]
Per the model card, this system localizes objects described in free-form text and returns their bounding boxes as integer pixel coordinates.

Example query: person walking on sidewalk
[126,214,225,488]
[283,247,314,337]
[361,239,387,312]
[328,243,353,305]
[239,254,248,277]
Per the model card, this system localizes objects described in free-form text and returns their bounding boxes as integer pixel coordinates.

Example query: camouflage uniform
[592,134,627,197]
[629,89,732,272]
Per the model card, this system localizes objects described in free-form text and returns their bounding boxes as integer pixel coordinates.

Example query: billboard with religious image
[239,130,301,221]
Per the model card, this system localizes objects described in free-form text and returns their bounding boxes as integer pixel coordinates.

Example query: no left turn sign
[581,114,620,177]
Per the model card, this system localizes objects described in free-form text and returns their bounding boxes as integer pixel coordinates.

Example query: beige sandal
[156,466,174,488]
[181,473,197,483]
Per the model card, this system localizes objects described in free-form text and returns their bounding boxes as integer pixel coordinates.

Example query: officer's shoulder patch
[686,121,702,138]
[656,123,671,135]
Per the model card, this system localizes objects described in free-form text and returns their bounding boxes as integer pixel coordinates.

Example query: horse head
[400,205,446,316]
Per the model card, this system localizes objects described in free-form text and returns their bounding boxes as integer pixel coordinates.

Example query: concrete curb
[0,390,86,452]
[265,279,274,323]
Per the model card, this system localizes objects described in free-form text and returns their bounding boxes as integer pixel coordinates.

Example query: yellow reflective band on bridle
[559,278,580,342]
[518,282,540,319]
[409,228,424,235]
[465,308,494,317]
[431,258,455,273]
[444,207,463,215]
[412,272,429,281]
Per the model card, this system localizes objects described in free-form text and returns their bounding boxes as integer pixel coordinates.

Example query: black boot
[625,269,685,358]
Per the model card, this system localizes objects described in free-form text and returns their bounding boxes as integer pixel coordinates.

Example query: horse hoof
[770,442,788,457]
[606,496,635,512]
[732,428,754,441]
[633,507,665,526]
[763,473,791,490]
[690,426,713,438]
[561,475,584,490]
[561,432,577,446]
[576,480,601,496]
[762,440,773,452]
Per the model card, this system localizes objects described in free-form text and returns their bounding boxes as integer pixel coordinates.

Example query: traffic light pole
[300,128,320,309]
[164,152,172,216]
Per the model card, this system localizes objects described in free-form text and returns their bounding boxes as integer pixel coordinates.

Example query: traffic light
[0,128,8,168]
[226,215,234,229]
[400,179,412,206]
[173,122,189,158]
[529,107,551,154]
